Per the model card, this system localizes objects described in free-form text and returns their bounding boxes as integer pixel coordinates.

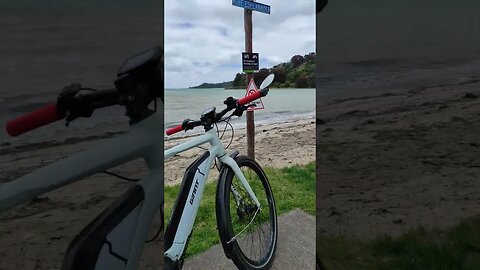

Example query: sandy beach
[165,119,315,185]
[0,118,314,269]
[316,78,480,239]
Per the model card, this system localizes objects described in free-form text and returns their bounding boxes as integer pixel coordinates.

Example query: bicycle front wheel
[216,155,278,270]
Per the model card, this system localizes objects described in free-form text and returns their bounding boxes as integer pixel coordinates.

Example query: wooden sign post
[244,8,255,159]
[233,0,270,159]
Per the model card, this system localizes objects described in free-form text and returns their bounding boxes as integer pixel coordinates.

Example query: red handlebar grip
[165,124,184,136]
[238,90,263,106]
[6,103,61,137]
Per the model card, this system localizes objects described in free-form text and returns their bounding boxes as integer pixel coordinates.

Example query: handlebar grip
[165,124,184,136]
[238,88,268,106]
[6,103,61,137]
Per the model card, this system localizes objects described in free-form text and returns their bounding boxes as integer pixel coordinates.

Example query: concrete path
[183,209,315,269]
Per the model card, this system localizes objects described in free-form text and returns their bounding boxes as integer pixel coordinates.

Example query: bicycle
[0,46,165,270]
[163,74,278,270]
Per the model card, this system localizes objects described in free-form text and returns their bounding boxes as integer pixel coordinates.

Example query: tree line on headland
[190,52,316,89]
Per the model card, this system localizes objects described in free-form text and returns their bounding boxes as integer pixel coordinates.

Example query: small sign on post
[242,52,259,73]
[245,78,264,111]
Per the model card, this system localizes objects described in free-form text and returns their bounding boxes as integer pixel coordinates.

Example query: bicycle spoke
[227,207,260,244]
[257,227,263,259]
[226,160,276,267]
[250,229,255,260]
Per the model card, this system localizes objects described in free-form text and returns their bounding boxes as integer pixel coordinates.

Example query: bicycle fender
[215,150,240,259]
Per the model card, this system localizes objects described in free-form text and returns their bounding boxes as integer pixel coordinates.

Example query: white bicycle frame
[0,113,164,270]
[164,127,261,262]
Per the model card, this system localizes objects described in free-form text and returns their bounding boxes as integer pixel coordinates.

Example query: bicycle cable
[213,116,235,171]
[221,119,234,150]
[101,171,140,182]
[219,115,234,150]
[101,170,162,243]
[187,112,235,170]
[80,87,99,92]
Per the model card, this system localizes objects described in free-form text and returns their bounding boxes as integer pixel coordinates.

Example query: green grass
[164,162,315,258]
[317,215,480,270]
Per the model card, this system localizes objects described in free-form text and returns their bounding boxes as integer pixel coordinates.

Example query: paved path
[183,209,315,269]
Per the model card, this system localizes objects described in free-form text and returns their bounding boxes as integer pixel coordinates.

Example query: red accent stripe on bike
[6,103,60,137]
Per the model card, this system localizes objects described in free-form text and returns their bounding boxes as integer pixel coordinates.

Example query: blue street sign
[232,0,270,14]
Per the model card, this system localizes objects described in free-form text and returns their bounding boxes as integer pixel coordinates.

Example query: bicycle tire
[216,155,278,270]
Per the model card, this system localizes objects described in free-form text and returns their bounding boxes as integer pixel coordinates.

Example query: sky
[165,0,315,89]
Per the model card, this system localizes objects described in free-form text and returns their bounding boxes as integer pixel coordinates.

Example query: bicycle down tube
[164,128,261,261]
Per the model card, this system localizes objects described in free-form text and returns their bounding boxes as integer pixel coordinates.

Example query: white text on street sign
[232,0,271,14]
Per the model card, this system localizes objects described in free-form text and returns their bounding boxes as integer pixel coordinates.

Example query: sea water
[317,0,480,103]
[165,88,315,130]
[0,1,162,146]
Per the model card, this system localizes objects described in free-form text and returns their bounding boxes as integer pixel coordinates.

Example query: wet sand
[317,78,480,239]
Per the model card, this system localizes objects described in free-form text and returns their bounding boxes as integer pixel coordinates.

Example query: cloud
[165,0,315,88]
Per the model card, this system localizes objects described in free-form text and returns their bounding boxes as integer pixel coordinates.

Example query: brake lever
[57,83,81,118]
[182,118,202,132]
[64,104,94,126]
[223,96,237,110]
[57,83,94,126]
[232,104,252,117]
[182,118,193,131]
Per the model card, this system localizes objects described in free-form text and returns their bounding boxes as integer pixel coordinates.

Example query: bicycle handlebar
[165,87,269,136]
[6,103,61,137]
[5,88,120,137]
[165,124,184,136]
[237,88,268,106]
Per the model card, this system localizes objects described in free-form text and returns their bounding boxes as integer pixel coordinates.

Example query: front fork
[219,155,261,208]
